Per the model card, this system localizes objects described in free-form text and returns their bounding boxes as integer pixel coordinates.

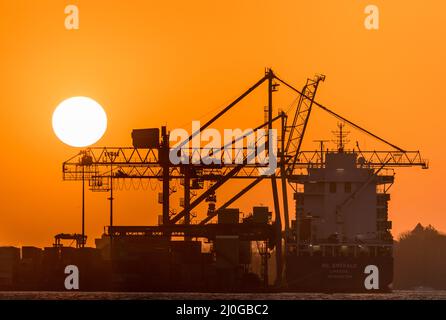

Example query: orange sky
[0,0,444,247]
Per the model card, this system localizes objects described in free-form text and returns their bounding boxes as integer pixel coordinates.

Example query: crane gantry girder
[62,147,427,184]
[289,150,428,171]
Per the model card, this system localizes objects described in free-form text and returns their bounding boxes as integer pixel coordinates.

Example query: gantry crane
[62,69,428,286]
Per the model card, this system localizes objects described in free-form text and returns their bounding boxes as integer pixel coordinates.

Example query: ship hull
[285,255,393,293]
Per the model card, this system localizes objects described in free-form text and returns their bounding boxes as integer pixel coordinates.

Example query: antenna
[313,139,329,165]
[332,123,350,152]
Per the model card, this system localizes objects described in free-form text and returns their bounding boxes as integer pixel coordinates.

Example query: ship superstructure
[286,125,396,291]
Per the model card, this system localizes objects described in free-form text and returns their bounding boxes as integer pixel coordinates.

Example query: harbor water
[0,290,444,300]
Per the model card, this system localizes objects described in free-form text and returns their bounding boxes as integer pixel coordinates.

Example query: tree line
[394,223,446,289]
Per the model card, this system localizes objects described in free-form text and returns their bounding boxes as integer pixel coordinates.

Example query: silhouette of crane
[62,69,428,287]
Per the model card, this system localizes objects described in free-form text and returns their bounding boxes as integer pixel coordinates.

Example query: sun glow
[52,96,107,147]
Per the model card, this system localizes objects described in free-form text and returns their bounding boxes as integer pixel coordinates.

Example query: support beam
[266,69,283,287]
[183,167,191,225]
[280,112,290,235]
[161,126,170,225]
[183,166,191,240]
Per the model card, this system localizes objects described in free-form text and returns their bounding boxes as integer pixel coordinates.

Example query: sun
[52,96,107,147]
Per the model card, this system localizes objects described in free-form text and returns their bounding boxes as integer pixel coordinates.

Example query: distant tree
[399,224,441,243]
[394,223,446,289]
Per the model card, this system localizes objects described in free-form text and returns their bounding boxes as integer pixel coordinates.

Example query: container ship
[0,70,427,292]
[286,125,394,292]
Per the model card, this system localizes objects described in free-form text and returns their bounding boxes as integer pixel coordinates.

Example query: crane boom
[284,74,325,175]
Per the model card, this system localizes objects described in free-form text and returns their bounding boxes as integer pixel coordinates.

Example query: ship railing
[288,243,393,258]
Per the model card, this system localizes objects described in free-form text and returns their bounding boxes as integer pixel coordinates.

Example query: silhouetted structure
[0,70,428,292]
[394,224,446,289]
[58,69,428,292]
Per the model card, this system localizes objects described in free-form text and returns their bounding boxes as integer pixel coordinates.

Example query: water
[0,291,445,300]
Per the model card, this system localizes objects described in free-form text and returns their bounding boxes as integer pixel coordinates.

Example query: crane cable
[273,73,405,153]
